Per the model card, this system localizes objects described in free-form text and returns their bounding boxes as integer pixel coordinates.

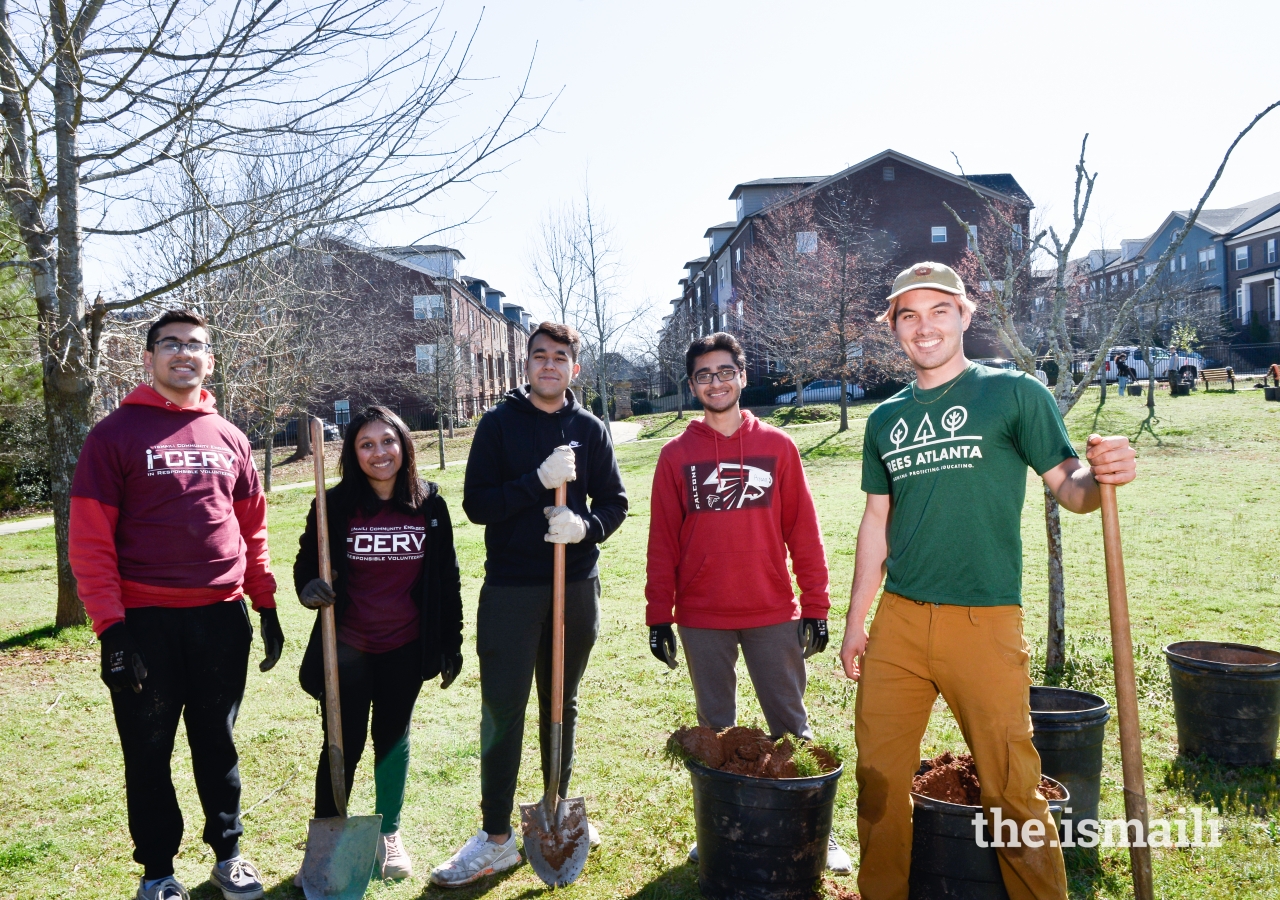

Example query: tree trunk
[296,412,312,458]
[596,368,613,441]
[838,376,849,432]
[48,16,94,629]
[676,380,683,419]
[1147,346,1157,413]
[795,377,805,408]
[263,438,274,493]
[1043,484,1066,672]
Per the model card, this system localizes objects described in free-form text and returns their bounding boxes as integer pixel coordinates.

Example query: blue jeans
[1118,376,1129,396]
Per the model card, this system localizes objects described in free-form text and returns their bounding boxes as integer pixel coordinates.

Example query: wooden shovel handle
[313,418,347,816]
[550,484,567,727]
[1100,482,1153,900]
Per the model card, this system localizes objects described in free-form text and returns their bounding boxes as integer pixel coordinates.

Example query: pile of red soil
[911,751,1066,806]
[668,726,839,779]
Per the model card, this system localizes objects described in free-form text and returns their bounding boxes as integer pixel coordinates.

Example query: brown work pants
[854,592,1067,900]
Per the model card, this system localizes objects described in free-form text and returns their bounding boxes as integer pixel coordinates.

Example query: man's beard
[701,389,740,413]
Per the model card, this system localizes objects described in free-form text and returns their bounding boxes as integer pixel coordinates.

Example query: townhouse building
[1224,211,1280,339]
[664,150,1033,385]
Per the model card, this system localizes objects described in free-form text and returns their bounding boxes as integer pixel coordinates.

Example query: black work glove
[298,578,336,609]
[799,618,828,659]
[258,607,284,672]
[100,622,147,693]
[649,623,677,669]
[441,651,463,689]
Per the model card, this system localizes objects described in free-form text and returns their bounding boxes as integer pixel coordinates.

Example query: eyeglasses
[693,367,740,385]
[154,339,212,355]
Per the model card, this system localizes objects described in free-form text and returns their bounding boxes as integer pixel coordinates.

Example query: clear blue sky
[390,0,1280,328]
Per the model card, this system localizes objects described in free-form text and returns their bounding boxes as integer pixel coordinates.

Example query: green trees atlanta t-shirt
[861,363,1076,606]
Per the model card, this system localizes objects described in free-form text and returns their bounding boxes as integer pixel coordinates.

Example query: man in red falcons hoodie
[644,331,850,873]
[69,309,282,900]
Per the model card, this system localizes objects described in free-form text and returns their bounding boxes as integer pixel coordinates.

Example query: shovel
[1099,483,1154,900]
[299,417,383,900]
[520,483,591,887]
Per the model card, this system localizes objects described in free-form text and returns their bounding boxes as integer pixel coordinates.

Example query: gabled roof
[1138,190,1280,257]
[683,257,709,269]
[703,221,737,237]
[1230,209,1280,241]
[797,149,1033,209]
[728,177,824,200]
[381,243,465,259]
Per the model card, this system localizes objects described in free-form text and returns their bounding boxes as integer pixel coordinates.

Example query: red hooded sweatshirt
[69,384,277,636]
[645,411,829,629]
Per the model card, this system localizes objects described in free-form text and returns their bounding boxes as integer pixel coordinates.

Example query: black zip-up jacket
[294,480,462,698]
[463,386,628,585]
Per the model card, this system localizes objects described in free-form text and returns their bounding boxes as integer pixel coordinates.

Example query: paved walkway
[609,420,643,444]
[0,515,54,535]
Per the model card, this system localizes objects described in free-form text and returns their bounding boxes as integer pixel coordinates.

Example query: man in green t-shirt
[839,262,1136,900]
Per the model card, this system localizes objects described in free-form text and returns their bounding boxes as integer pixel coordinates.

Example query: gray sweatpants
[678,619,812,741]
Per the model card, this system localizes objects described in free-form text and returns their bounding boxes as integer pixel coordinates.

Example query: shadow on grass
[1163,753,1280,816]
[0,622,93,654]
[620,861,700,899]
[638,415,688,440]
[411,863,528,899]
[1065,847,1129,899]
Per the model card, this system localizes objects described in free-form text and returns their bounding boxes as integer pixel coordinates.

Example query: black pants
[476,576,600,836]
[314,638,423,832]
[110,600,253,879]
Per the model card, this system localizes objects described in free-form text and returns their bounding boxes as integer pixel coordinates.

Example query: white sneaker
[377,830,413,880]
[136,876,189,900]
[827,834,853,874]
[587,821,601,851]
[429,830,521,887]
[687,842,698,864]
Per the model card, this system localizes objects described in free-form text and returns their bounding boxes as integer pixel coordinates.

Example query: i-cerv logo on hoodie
[687,457,776,511]
[145,444,237,476]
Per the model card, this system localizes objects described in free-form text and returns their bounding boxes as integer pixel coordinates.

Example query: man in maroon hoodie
[69,309,282,900]
[644,331,849,872]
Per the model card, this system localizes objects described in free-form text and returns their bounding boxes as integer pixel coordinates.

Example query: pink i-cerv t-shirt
[337,502,425,653]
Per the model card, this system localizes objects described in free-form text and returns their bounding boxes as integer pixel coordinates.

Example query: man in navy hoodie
[70,309,282,900]
[643,331,849,873]
[430,322,628,888]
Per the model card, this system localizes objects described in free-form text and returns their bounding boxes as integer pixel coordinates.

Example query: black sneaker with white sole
[209,856,264,900]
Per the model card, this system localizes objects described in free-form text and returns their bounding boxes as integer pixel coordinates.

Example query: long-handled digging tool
[1100,482,1155,900]
[299,418,383,900]
[520,483,591,888]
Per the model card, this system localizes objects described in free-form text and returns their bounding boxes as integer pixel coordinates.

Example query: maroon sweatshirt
[69,384,277,635]
[645,411,830,629]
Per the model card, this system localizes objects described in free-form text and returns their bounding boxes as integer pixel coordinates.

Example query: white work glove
[537,445,577,490]
[544,505,588,544]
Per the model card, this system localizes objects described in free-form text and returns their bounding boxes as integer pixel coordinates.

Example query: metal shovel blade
[520,795,589,887]
[300,814,383,900]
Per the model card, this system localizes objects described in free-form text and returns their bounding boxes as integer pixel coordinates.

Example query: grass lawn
[1,387,1279,898]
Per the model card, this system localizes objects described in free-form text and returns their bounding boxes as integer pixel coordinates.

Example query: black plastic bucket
[686,758,842,900]
[1166,641,1280,766]
[1029,686,1109,828]
[909,766,1067,900]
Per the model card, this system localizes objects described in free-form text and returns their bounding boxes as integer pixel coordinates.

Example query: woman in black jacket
[294,406,462,881]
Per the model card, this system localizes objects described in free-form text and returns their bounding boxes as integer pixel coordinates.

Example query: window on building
[1122,270,1129,284]
[1145,264,1154,277]
[719,261,729,289]
[1268,238,1277,264]
[1198,247,1216,271]
[931,226,947,243]
[1179,254,1187,271]
[1011,223,1023,251]
[415,344,436,374]
[1236,286,1249,323]
[1236,246,1251,270]
[795,231,817,254]
[321,254,334,269]
[1270,283,1278,321]
[966,225,979,252]
[735,246,742,266]
[413,294,444,319]
[1110,274,1117,288]
[882,166,895,181]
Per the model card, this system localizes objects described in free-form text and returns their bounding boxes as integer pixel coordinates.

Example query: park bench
[1199,367,1235,392]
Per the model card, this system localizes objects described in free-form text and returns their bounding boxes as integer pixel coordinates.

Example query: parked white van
[1102,347,1205,382]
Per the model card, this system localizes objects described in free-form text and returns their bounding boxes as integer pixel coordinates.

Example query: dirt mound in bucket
[668,726,839,779]
[912,751,1066,806]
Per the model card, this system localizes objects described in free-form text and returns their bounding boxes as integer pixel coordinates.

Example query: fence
[1197,343,1280,376]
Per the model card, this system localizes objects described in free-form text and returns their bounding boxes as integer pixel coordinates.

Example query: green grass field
[2,387,1278,899]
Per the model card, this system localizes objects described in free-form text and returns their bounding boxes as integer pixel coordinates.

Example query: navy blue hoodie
[463,386,629,585]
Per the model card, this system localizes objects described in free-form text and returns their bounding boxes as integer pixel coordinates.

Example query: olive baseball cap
[877,261,967,322]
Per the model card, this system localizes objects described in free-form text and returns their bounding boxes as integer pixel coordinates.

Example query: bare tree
[815,187,902,430]
[738,200,828,407]
[528,202,584,325]
[0,0,548,625]
[571,188,645,439]
[639,298,695,418]
[948,100,1279,669]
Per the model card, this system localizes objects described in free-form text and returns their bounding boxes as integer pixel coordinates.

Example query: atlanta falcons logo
[698,462,774,510]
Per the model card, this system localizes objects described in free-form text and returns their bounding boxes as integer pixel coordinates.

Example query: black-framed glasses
[154,339,212,355]
[693,367,740,385]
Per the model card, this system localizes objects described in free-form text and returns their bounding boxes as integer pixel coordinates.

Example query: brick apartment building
[315,240,533,426]
[665,149,1033,386]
